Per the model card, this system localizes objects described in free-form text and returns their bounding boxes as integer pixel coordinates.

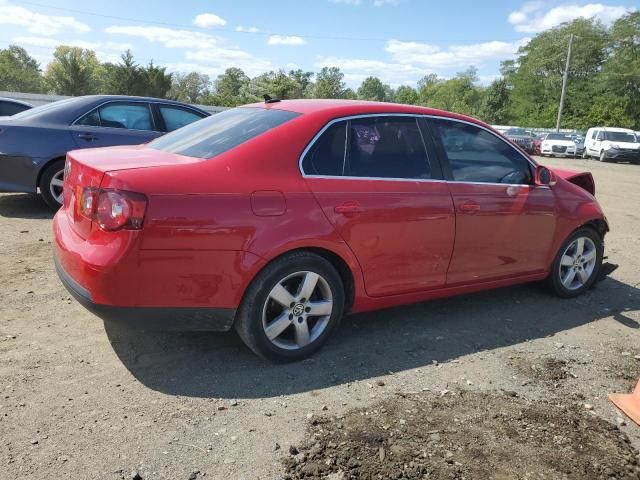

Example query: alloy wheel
[262,271,333,350]
[559,236,597,291]
[49,169,64,205]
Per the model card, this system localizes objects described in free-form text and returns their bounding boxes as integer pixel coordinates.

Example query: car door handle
[334,202,363,215]
[77,133,97,141]
[458,201,480,214]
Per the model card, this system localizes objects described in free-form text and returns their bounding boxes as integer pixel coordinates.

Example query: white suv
[584,127,640,163]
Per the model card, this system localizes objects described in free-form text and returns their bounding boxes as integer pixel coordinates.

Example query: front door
[427,117,557,285]
[302,115,455,297]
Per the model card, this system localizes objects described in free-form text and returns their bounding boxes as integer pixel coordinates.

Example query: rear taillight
[80,187,147,231]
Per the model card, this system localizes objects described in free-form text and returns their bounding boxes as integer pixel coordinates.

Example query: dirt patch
[283,391,640,480]
[510,355,575,384]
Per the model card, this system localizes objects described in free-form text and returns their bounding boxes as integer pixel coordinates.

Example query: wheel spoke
[577,268,589,284]
[575,238,585,256]
[582,249,596,262]
[562,268,576,287]
[307,300,332,316]
[269,283,295,308]
[297,272,319,301]
[51,178,64,187]
[265,312,292,340]
[560,255,574,267]
[294,319,310,347]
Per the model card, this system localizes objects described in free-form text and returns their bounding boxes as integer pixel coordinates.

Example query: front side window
[432,119,532,185]
[159,106,206,132]
[150,107,299,159]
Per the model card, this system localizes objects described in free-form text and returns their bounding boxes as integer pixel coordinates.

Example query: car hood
[549,167,595,195]
[606,141,640,149]
[543,139,575,146]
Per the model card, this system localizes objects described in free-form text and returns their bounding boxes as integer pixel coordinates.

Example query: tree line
[0,12,638,130]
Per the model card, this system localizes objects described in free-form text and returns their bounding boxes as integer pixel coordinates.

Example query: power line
[12,0,395,43]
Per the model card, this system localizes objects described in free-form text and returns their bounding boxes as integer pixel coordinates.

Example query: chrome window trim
[298,112,538,187]
[71,99,157,133]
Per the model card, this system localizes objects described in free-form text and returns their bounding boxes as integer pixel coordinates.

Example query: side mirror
[535,165,556,186]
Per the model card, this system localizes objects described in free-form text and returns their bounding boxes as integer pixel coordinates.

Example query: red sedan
[53,100,608,361]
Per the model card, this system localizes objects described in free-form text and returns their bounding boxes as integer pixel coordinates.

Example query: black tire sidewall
[549,227,603,298]
[39,159,65,210]
[235,252,345,362]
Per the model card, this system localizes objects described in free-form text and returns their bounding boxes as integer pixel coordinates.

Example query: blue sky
[0,0,636,87]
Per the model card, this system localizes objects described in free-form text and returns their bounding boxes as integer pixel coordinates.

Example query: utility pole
[555,33,574,132]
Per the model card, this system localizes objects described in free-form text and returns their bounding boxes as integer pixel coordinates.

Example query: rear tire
[235,251,345,362]
[39,159,65,210]
[547,227,603,298]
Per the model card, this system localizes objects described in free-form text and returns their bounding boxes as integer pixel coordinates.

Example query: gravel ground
[0,156,639,480]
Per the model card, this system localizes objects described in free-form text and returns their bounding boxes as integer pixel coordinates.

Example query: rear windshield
[149,107,300,159]
[11,97,78,120]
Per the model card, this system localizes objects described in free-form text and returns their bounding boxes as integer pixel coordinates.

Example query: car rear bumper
[52,210,245,331]
[0,154,39,193]
[54,254,235,331]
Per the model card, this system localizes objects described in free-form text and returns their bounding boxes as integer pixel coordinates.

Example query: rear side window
[432,118,532,184]
[0,101,31,116]
[346,117,431,179]
[159,105,206,132]
[150,107,299,159]
[301,121,347,176]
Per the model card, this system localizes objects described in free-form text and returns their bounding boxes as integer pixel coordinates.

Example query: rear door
[427,117,557,285]
[69,101,162,148]
[302,115,455,297]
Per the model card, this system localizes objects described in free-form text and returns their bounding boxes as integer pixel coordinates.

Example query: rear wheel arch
[36,156,66,190]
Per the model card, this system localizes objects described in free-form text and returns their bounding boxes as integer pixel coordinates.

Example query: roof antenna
[263,94,281,104]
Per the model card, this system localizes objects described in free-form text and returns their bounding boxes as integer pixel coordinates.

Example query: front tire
[599,150,607,162]
[235,251,345,362]
[39,159,65,210]
[548,227,603,298]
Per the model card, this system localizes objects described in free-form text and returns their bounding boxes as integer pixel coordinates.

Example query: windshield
[11,97,78,120]
[604,131,638,143]
[149,107,300,159]
[506,128,530,136]
[545,133,570,140]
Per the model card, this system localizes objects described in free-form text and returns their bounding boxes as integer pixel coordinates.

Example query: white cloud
[106,24,274,77]
[236,25,259,33]
[13,36,131,52]
[374,0,399,6]
[385,38,529,69]
[267,35,307,46]
[0,3,90,35]
[193,13,227,28]
[508,2,632,33]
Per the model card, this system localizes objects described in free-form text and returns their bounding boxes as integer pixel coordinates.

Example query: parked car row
[0,95,209,208]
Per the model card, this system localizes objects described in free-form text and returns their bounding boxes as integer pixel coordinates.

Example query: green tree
[169,72,210,103]
[141,61,172,98]
[478,78,510,124]
[418,68,483,116]
[288,69,314,98]
[505,18,609,128]
[211,67,250,106]
[599,12,640,128]
[100,50,143,95]
[394,85,418,105]
[357,76,388,101]
[310,67,346,98]
[45,46,99,95]
[0,45,43,93]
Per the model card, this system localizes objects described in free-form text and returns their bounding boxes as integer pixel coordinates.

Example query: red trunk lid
[63,145,201,239]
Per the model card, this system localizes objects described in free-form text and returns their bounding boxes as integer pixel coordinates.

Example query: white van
[584,127,640,163]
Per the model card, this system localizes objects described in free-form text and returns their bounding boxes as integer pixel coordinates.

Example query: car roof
[241,99,488,127]
[0,97,32,107]
[590,127,635,133]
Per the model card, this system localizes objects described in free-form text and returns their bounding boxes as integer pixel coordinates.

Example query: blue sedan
[0,95,209,208]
